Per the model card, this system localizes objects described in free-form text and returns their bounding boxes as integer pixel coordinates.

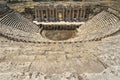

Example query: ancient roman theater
[0,0,120,80]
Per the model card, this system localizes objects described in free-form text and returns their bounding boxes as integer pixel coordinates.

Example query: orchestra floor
[41,30,77,41]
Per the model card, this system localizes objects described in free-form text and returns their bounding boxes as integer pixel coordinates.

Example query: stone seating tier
[0,10,120,43]
[0,11,40,33]
[74,11,120,41]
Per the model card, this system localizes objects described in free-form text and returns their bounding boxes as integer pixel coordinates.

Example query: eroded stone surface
[0,33,120,80]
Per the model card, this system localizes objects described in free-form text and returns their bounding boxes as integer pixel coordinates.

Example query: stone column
[78,9,80,20]
[65,10,67,21]
[34,6,37,19]
[69,9,71,21]
[80,7,83,20]
[83,7,86,19]
[56,8,58,21]
[38,9,41,22]
[41,10,43,21]
[52,9,54,21]
[63,8,64,21]
[46,9,48,21]
[49,9,51,21]
[72,9,74,21]
[76,8,79,20]
[69,9,72,21]
[48,9,50,21]
[78,8,81,20]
